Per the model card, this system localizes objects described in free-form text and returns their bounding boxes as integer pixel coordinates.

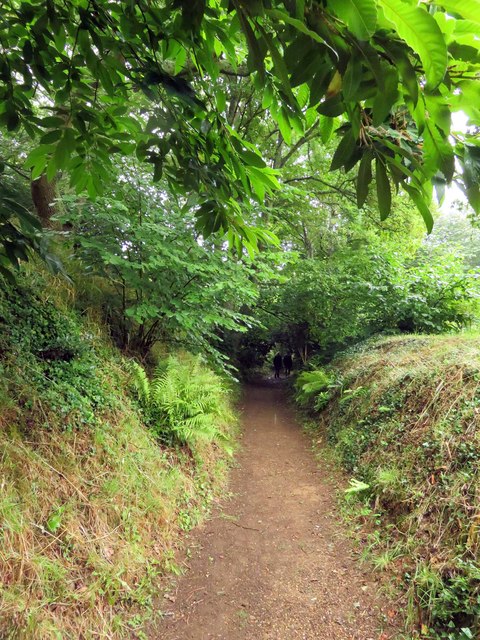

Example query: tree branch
[278,121,320,169]
[282,175,356,201]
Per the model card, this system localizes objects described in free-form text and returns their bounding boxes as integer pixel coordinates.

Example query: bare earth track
[152,382,399,639]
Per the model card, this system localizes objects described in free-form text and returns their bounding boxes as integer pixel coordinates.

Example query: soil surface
[152,382,399,639]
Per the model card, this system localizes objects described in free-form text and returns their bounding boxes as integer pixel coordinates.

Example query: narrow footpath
[154,383,399,639]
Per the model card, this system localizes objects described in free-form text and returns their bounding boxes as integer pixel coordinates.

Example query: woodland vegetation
[296,335,480,640]
[0,0,479,637]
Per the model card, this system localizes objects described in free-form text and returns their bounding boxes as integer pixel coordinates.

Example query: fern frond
[128,361,151,406]
[130,351,235,452]
[295,368,335,407]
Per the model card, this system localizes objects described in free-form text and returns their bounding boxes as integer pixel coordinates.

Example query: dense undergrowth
[0,268,237,638]
[296,335,480,640]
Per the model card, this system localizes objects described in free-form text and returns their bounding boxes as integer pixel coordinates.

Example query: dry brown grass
[0,401,232,638]
[317,333,480,636]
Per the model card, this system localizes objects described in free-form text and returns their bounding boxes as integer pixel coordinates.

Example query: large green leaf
[372,63,399,125]
[235,7,266,80]
[423,121,455,182]
[375,157,391,219]
[266,9,332,47]
[317,95,346,117]
[389,46,418,105]
[319,115,335,143]
[356,151,373,207]
[271,103,292,144]
[436,0,480,24]
[258,26,297,105]
[403,183,434,233]
[290,50,323,87]
[342,57,363,102]
[461,145,480,214]
[330,130,356,171]
[378,0,448,88]
[329,0,378,40]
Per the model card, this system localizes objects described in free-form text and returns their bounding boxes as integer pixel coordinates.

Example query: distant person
[283,353,293,376]
[273,353,282,378]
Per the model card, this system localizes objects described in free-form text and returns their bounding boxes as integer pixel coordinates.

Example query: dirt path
[153,383,398,639]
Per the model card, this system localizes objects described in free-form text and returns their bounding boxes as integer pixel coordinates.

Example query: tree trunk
[30,174,57,227]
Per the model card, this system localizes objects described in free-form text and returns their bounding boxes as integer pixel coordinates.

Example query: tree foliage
[0,0,479,262]
[1,0,479,371]
[58,164,283,367]
[240,217,480,365]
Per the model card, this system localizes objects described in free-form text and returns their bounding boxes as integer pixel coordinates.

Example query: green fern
[127,353,234,453]
[128,360,150,407]
[295,369,335,408]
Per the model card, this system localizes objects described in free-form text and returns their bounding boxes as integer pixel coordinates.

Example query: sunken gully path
[152,382,398,640]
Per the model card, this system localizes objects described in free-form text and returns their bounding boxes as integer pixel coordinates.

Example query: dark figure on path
[283,353,293,376]
[273,353,282,378]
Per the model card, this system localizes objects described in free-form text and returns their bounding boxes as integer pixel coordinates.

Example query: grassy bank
[0,270,237,638]
[296,334,480,640]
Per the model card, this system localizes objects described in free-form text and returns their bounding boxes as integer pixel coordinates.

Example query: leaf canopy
[0,0,478,257]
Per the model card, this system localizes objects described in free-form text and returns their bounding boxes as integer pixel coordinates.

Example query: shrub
[0,274,118,428]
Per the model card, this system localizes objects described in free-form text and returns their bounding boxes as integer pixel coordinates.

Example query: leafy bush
[252,246,479,364]
[129,353,235,453]
[59,184,260,366]
[394,253,479,333]
[0,273,118,427]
